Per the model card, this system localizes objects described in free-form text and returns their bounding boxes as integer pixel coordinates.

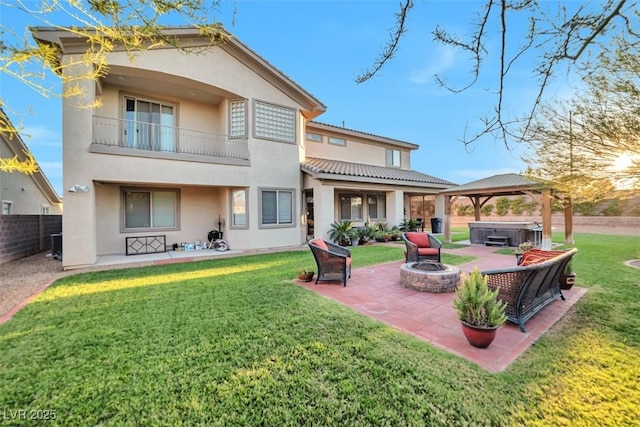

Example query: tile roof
[302,157,456,187]
[439,173,544,195]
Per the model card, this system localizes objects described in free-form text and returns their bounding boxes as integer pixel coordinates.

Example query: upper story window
[386,149,401,167]
[1,201,12,215]
[306,132,322,142]
[124,96,176,152]
[329,137,346,147]
[254,101,296,143]
[229,100,247,137]
[260,188,294,227]
[122,188,179,231]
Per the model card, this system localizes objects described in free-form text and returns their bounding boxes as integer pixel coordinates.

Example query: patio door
[305,190,314,239]
[124,97,175,151]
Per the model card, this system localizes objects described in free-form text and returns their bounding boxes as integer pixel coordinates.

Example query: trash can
[51,233,62,260]
[430,217,442,234]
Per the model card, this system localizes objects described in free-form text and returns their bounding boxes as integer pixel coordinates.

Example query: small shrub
[495,197,510,216]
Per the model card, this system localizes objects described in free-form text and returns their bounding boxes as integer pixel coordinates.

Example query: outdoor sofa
[308,239,352,287]
[481,248,578,332]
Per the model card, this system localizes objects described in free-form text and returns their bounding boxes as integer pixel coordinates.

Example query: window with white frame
[122,188,179,231]
[231,188,248,228]
[1,201,12,215]
[386,149,401,167]
[367,195,386,220]
[260,188,294,226]
[42,205,50,215]
[254,101,296,143]
[329,137,346,146]
[229,100,247,137]
[306,132,322,142]
[339,195,363,221]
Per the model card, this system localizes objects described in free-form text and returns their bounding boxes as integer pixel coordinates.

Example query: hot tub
[468,221,541,246]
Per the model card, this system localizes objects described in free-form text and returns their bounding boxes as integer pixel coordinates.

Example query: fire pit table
[400,261,461,293]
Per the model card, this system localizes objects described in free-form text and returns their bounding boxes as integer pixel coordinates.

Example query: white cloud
[410,46,455,85]
[20,125,62,147]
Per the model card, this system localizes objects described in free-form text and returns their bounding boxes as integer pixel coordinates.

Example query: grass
[0,232,638,425]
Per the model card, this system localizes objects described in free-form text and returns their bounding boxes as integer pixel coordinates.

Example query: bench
[125,235,167,255]
[480,248,578,332]
[484,235,510,247]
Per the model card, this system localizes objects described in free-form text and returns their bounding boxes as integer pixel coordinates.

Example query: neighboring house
[32,26,453,270]
[0,108,62,215]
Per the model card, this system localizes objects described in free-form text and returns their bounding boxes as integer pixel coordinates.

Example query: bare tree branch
[355,0,414,83]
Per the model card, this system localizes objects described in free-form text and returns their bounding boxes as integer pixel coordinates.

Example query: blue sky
[1,1,574,196]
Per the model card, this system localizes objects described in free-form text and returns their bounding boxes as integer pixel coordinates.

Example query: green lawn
[0,233,638,425]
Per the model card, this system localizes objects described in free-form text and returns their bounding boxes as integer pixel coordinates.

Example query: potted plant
[296,267,315,282]
[349,228,360,246]
[453,267,508,348]
[328,220,354,246]
[515,241,533,264]
[357,224,375,245]
[559,260,576,290]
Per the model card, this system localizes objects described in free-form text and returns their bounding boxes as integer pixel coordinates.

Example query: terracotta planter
[460,321,500,348]
[560,273,576,290]
[297,272,314,282]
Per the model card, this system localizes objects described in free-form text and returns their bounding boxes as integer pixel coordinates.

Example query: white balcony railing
[91,116,249,161]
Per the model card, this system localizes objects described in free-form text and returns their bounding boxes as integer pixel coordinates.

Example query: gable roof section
[302,157,455,188]
[438,173,543,197]
[1,109,62,204]
[30,26,326,119]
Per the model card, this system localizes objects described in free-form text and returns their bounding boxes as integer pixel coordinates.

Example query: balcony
[90,116,250,165]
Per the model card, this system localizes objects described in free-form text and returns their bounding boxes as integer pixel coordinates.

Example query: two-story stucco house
[32,26,453,270]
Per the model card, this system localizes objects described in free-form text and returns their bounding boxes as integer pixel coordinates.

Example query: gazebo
[438,173,574,249]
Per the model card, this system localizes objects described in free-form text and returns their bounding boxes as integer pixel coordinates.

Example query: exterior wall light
[68,185,90,193]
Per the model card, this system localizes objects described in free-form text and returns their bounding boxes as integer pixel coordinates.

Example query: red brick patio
[297,245,587,373]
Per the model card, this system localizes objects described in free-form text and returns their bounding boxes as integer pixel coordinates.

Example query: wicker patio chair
[402,232,442,263]
[308,239,352,287]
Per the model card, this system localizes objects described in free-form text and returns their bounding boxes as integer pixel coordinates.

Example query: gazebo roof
[438,173,544,197]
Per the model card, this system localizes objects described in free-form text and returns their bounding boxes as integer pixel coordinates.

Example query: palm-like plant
[328,220,354,246]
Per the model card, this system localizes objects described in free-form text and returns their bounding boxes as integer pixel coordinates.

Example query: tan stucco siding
[305,134,411,169]
[95,183,223,255]
[97,85,226,134]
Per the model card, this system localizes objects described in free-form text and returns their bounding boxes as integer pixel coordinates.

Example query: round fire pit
[400,261,461,293]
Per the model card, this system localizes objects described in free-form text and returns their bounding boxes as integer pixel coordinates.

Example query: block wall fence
[0,215,62,265]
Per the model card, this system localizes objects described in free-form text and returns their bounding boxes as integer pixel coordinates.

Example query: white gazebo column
[313,183,335,241]
[541,189,553,250]
[386,190,404,227]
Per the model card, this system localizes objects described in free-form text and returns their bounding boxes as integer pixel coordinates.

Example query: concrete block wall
[0,215,62,265]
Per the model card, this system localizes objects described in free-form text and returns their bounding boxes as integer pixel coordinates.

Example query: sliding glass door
[124,97,175,151]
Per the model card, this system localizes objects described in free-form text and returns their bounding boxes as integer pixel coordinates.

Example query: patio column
[541,189,552,250]
[386,190,403,227]
[563,197,574,245]
[443,195,451,243]
[473,196,482,221]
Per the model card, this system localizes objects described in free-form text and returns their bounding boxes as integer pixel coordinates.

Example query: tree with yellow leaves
[0,0,229,174]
